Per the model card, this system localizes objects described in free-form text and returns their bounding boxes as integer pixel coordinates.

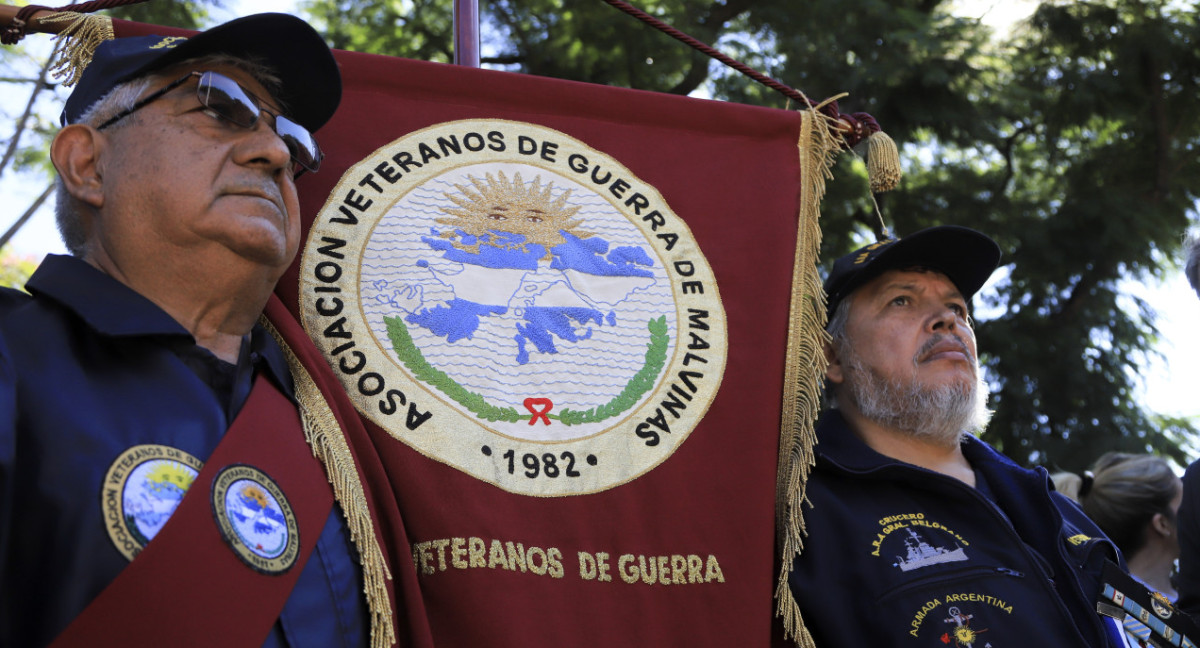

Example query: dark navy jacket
[789,410,1124,647]
[0,255,367,648]
[1174,460,1200,616]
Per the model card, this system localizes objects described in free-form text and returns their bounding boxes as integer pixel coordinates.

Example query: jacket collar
[26,254,293,398]
[815,408,1024,478]
[27,254,190,338]
[815,407,1066,533]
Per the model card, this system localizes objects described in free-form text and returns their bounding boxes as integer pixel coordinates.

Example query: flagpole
[452,0,480,67]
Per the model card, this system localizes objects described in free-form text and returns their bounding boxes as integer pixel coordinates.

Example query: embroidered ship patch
[299,119,728,496]
[211,464,299,574]
[102,444,203,561]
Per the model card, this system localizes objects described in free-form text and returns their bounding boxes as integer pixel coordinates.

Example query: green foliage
[485,0,724,92]
[303,0,457,62]
[103,1,216,29]
[969,0,1200,470]
[304,0,745,91]
[0,247,36,291]
[0,44,59,178]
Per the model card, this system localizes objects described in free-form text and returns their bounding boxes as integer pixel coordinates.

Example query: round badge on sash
[102,444,203,561]
[210,464,300,574]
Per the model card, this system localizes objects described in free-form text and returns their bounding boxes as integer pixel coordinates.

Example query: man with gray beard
[785,226,1128,647]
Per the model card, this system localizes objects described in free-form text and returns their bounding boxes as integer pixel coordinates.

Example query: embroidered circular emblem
[1151,591,1173,619]
[210,464,299,574]
[102,444,203,561]
[299,119,727,496]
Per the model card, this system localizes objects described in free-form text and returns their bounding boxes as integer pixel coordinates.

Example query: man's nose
[929,305,959,331]
[235,117,292,173]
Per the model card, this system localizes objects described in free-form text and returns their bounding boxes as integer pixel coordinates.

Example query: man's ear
[824,340,845,385]
[50,124,105,210]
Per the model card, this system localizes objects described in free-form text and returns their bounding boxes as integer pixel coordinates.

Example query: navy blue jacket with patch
[0,255,368,648]
[788,410,1124,647]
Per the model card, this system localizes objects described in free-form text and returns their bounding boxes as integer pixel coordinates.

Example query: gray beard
[840,339,992,448]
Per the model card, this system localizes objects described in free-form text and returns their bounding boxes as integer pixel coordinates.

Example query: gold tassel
[862,130,902,193]
[263,319,397,648]
[774,105,838,648]
[38,11,115,87]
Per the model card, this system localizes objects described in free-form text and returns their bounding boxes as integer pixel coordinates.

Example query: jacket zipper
[877,564,1025,603]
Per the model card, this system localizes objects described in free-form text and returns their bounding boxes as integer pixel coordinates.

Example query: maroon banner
[116,18,805,646]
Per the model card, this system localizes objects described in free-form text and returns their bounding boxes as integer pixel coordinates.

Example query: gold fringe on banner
[774,104,841,648]
[38,12,114,87]
[263,319,397,648]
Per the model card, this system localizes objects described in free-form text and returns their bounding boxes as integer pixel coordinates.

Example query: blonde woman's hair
[1080,452,1179,557]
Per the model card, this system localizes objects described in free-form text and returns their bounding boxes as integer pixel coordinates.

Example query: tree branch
[702,0,755,27]
[0,39,57,178]
[0,182,55,249]
[664,0,756,96]
[996,124,1033,196]
[481,54,523,65]
[1052,270,1101,324]
[0,76,52,84]
[667,50,711,95]
[1140,42,1171,205]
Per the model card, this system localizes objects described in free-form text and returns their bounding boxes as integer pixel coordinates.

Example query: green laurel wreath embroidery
[385,315,521,422]
[556,315,668,425]
[384,314,669,425]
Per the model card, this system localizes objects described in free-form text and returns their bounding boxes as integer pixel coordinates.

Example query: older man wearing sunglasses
[0,14,397,648]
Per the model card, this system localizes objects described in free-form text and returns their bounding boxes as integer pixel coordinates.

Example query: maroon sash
[51,376,334,647]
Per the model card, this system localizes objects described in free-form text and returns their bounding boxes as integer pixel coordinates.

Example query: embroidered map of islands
[380,229,656,364]
[359,165,677,436]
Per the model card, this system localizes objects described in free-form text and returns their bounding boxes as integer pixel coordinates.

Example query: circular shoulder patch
[102,444,203,561]
[210,464,300,574]
[1151,591,1173,619]
[299,119,728,497]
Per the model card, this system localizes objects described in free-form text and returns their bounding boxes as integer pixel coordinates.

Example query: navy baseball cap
[823,225,1001,319]
[62,13,340,132]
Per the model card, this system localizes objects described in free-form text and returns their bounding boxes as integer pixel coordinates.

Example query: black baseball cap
[61,13,340,132]
[823,225,1001,319]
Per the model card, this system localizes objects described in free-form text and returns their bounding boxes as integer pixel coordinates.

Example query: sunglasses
[96,70,323,174]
